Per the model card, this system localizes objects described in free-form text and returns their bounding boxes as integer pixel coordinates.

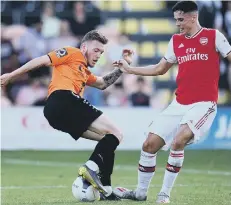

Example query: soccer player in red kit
[113,1,231,204]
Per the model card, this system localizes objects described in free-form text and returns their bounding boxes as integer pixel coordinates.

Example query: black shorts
[43,90,103,140]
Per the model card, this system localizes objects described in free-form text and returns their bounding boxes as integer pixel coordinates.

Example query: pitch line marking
[3,158,231,176]
[1,184,231,190]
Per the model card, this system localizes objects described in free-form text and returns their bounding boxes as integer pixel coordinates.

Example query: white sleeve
[215,30,231,58]
[164,37,177,63]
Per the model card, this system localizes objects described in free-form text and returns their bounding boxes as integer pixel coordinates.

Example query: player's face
[174,11,195,35]
[86,40,104,67]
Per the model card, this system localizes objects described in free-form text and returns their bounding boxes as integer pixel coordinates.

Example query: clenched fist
[1,73,12,87]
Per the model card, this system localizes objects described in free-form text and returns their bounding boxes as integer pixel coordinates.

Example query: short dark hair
[172,1,198,13]
[81,30,108,45]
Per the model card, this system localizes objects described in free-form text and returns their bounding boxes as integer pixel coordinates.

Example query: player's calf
[159,149,184,198]
[81,134,120,195]
[136,150,156,197]
[133,133,162,198]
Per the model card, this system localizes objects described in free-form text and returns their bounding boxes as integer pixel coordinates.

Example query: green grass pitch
[1,150,231,205]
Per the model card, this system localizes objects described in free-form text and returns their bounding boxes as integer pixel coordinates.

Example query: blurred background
[1,1,231,150]
[1,0,231,108]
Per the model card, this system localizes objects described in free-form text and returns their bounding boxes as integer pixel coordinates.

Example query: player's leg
[44,91,119,196]
[114,115,182,201]
[79,113,122,199]
[137,118,181,200]
[157,102,217,203]
[88,112,123,181]
[156,124,190,204]
[135,132,165,199]
[81,130,104,141]
[114,131,165,201]
[81,124,120,195]
[133,98,190,200]
[88,113,123,140]
[79,127,121,200]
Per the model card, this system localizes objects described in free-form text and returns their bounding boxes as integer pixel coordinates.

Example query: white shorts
[147,98,217,150]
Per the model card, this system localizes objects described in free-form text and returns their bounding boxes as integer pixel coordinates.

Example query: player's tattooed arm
[88,68,123,90]
[101,68,123,89]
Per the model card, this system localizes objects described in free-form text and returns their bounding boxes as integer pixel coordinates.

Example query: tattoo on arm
[102,68,123,89]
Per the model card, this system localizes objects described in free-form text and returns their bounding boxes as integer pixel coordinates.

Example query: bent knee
[101,127,123,143]
[111,130,123,143]
[142,133,155,151]
[171,138,186,150]
[142,132,165,153]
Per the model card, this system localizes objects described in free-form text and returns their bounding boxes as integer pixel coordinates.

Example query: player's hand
[122,49,134,65]
[113,59,131,73]
[112,49,134,73]
[1,73,12,87]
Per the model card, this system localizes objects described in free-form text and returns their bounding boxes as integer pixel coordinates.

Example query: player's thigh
[146,98,185,146]
[171,124,194,150]
[81,130,104,141]
[180,101,217,144]
[147,114,182,150]
[88,114,123,142]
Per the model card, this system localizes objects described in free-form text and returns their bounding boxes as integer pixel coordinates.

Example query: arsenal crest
[200,37,208,45]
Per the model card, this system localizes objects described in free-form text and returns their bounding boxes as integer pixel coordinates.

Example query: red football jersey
[164,28,231,105]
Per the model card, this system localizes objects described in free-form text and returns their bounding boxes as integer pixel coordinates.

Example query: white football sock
[103,186,112,197]
[160,149,184,196]
[136,150,156,197]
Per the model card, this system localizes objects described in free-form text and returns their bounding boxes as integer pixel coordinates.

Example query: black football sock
[89,134,119,186]
[99,151,115,186]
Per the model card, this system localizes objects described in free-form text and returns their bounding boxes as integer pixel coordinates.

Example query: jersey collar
[185,27,203,39]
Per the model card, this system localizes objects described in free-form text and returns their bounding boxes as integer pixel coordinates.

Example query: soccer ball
[72,176,100,202]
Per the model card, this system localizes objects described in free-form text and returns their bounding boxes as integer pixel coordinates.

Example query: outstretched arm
[114,37,176,76]
[117,58,174,76]
[1,55,51,86]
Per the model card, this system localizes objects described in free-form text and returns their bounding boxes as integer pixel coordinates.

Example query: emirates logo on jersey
[200,37,208,45]
[177,48,209,64]
[178,53,208,64]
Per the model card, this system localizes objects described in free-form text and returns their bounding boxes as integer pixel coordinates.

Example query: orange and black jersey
[47,47,97,97]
